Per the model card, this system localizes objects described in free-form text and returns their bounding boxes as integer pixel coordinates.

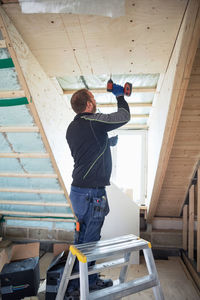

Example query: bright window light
[111,131,147,205]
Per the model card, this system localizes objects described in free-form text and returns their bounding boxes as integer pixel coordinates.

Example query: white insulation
[18,0,125,18]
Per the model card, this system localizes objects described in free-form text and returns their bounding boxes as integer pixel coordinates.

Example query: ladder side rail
[143,248,165,300]
[119,252,131,283]
[56,252,76,300]
[80,261,90,300]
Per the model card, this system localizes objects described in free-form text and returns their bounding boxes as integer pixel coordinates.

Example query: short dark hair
[70,89,91,114]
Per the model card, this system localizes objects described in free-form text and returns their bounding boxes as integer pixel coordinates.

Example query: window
[111,130,147,205]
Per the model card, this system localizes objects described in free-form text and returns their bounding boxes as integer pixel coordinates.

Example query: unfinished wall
[147,0,200,220]
[156,44,200,217]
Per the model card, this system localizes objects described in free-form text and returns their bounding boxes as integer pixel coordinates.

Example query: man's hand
[112,83,124,97]
[109,135,118,146]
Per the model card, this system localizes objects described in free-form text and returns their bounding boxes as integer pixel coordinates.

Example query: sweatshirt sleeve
[80,96,130,132]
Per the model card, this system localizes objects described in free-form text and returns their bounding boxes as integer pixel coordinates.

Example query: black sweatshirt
[66,96,130,188]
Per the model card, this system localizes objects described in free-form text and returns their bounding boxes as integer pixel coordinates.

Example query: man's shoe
[90,278,113,291]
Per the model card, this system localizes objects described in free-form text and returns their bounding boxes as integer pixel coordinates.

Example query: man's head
[70,89,96,114]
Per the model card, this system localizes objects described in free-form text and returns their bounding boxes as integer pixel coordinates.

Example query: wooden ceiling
[1,0,188,77]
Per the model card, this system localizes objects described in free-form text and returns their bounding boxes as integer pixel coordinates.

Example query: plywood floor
[24,255,200,300]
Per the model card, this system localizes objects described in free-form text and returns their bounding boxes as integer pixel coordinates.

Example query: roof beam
[0,172,57,178]
[97,102,152,108]
[131,114,149,118]
[63,87,156,95]
[0,126,39,132]
[121,124,148,130]
[0,39,6,48]
[0,153,49,158]
[0,210,73,218]
[0,200,69,207]
[0,188,64,194]
[0,90,25,99]
[3,216,74,223]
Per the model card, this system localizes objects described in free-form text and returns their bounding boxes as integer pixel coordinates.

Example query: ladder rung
[89,275,158,300]
[69,257,129,280]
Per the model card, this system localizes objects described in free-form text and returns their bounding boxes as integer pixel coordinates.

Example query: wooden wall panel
[156,48,200,217]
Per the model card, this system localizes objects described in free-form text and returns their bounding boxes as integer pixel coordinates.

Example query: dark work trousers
[68,185,110,290]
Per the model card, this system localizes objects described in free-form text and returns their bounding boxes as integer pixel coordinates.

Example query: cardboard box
[45,244,69,300]
[0,242,40,300]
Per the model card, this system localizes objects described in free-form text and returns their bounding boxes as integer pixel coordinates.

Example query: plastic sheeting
[59,73,159,129]
[18,0,125,18]
[57,74,159,90]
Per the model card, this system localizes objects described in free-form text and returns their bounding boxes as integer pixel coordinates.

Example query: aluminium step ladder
[56,234,164,300]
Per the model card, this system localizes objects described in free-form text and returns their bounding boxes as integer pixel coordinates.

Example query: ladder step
[74,236,148,262]
[69,257,129,280]
[89,275,158,300]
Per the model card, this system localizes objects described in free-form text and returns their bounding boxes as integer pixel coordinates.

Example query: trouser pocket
[92,195,109,219]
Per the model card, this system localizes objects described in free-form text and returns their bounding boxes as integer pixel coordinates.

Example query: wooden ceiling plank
[147,0,200,221]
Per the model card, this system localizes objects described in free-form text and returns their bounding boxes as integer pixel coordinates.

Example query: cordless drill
[107,79,132,96]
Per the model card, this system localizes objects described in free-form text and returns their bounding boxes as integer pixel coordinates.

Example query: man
[66,83,130,298]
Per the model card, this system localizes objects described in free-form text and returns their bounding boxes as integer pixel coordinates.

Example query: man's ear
[86,101,92,111]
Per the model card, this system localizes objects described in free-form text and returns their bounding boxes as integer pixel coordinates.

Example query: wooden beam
[0,200,69,207]
[147,0,200,221]
[0,39,6,48]
[0,210,73,218]
[131,114,149,118]
[189,185,194,260]
[182,204,188,251]
[97,102,152,108]
[0,153,49,158]
[0,172,57,178]
[197,166,200,272]
[0,126,39,132]
[3,216,75,223]
[0,188,64,194]
[121,124,148,130]
[0,10,31,103]
[63,87,156,95]
[0,90,25,99]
